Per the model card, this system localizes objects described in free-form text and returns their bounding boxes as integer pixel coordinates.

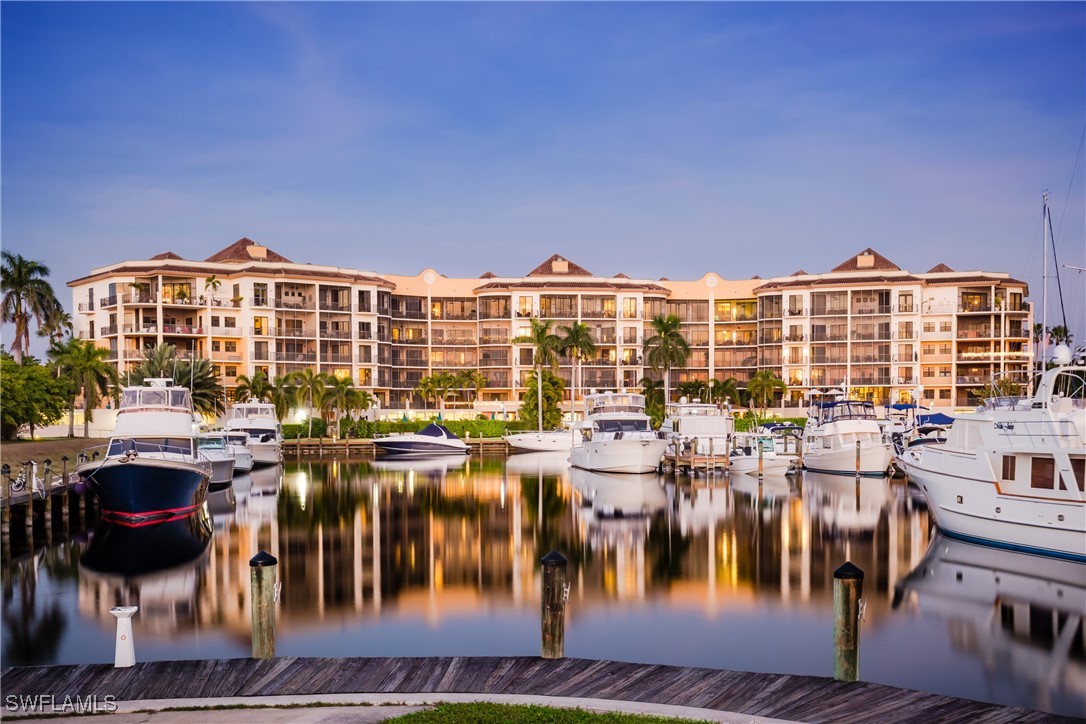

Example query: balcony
[321,353,353,363]
[276,352,317,362]
[319,329,352,340]
[957,329,992,339]
[355,355,374,365]
[101,295,118,308]
[209,326,243,336]
[319,300,352,312]
[250,349,270,361]
[122,293,157,305]
[390,336,428,345]
[356,303,374,314]
[275,328,316,338]
[274,297,315,311]
[78,302,94,312]
[810,307,848,316]
[479,335,511,345]
[161,323,205,335]
[852,305,891,316]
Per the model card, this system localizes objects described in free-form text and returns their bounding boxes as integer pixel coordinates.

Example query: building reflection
[74,459,934,641]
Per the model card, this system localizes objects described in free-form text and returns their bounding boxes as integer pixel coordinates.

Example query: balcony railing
[319,301,352,312]
[78,302,94,312]
[319,329,352,340]
[121,293,157,304]
[161,324,205,335]
[275,328,316,338]
[209,326,243,336]
[321,353,353,363]
[274,297,315,311]
[276,352,317,362]
[810,307,848,316]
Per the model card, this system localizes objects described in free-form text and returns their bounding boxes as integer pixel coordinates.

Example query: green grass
[390,702,712,723]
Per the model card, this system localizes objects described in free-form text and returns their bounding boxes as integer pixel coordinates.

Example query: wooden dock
[284,436,509,457]
[1,656,1069,722]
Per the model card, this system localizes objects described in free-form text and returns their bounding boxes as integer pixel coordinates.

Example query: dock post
[110,606,139,667]
[540,550,568,659]
[60,457,70,534]
[1,464,10,544]
[855,440,861,476]
[757,443,764,479]
[250,550,279,659]
[42,459,53,536]
[833,561,864,682]
[724,435,731,474]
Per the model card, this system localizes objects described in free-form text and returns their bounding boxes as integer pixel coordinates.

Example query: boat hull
[903,458,1086,563]
[249,440,283,467]
[569,438,668,474]
[728,454,793,476]
[374,440,470,457]
[206,456,235,489]
[505,431,573,452]
[77,457,210,527]
[803,443,893,477]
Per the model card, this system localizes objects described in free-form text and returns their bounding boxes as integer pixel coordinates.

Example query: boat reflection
[78,511,213,634]
[894,533,1086,714]
[207,486,236,528]
[371,453,469,477]
[503,450,570,476]
[802,471,896,537]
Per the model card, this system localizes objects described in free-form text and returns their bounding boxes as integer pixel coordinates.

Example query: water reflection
[894,533,1086,715]
[77,511,212,642]
[1,457,1083,716]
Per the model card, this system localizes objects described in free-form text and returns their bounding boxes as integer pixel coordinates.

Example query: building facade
[69,239,1032,414]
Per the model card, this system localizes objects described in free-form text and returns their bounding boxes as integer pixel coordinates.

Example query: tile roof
[150,251,185,260]
[204,237,293,264]
[831,248,901,272]
[926,263,955,273]
[526,254,592,277]
[754,274,922,291]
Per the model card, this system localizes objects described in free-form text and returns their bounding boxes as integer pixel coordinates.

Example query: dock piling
[250,550,279,659]
[541,550,568,659]
[833,561,864,682]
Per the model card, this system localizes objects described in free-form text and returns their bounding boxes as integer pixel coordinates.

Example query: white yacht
[504,429,575,452]
[224,431,254,473]
[196,433,236,489]
[727,433,794,476]
[660,398,733,456]
[224,402,283,467]
[801,392,892,476]
[568,391,669,474]
[898,350,1086,562]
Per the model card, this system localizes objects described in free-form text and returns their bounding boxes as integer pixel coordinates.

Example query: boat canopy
[417,423,459,439]
[811,400,877,422]
[916,412,954,426]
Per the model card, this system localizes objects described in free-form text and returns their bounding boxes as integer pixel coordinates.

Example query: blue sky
[3,2,1084,356]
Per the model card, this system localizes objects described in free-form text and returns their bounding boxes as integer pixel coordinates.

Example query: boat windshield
[197,436,227,451]
[226,434,249,446]
[597,419,650,433]
[815,401,876,422]
[108,437,193,456]
[119,387,191,410]
[232,405,275,419]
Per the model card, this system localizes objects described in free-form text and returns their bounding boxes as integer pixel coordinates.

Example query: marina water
[3,455,1083,718]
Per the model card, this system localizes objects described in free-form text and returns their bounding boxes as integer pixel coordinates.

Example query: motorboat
[893,533,1086,715]
[568,391,669,474]
[660,398,733,456]
[504,429,575,452]
[801,391,893,477]
[224,402,283,467]
[76,378,211,526]
[897,350,1085,562]
[726,433,794,476]
[224,431,254,473]
[503,450,571,476]
[373,423,470,457]
[196,433,236,490]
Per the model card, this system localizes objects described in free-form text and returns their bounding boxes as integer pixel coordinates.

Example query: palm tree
[1,251,62,364]
[52,340,118,438]
[37,307,73,345]
[677,380,705,401]
[455,368,488,408]
[234,371,272,402]
[204,274,221,304]
[514,319,563,430]
[747,370,787,416]
[291,369,330,437]
[520,369,565,430]
[128,343,224,416]
[709,377,741,408]
[268,376,298,423]
[47,338,87,437]
[642,314,690,407]
[559,322,596,417]
[328,375,363,436]
[639,377,666,427]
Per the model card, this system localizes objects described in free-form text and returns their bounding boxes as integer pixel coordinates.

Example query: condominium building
[69,239,1032,413]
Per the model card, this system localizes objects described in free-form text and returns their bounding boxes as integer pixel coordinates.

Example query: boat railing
[991,417,1083,446]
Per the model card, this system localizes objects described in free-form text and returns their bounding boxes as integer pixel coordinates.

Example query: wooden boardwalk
[1,656,1074,723]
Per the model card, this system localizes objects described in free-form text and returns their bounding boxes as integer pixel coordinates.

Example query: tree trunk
[68,397,76,438]
[536,364,543,430]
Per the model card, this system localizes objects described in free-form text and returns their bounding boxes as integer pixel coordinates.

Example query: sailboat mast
[1041,190,1049,366]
